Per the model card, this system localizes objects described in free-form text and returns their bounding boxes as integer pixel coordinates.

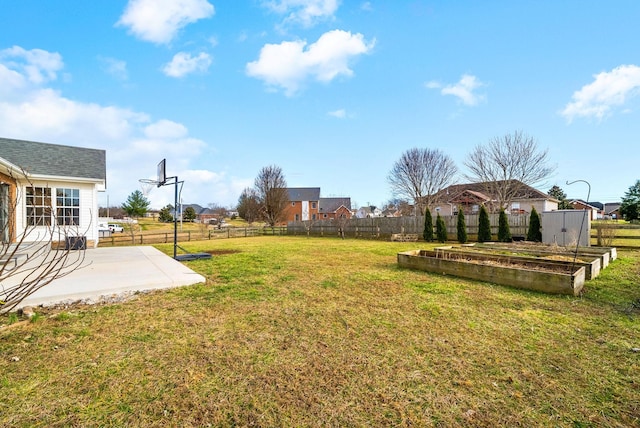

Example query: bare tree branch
[1,168,88,314]
[254,165,289,227]
[388,148,458,212]
[463,131,555,211]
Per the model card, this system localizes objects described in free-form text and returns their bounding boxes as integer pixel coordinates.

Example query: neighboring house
[570,199,600,220]
[171,203,216,223]
[282,188,353,223]
[381,208,401,218]
[0,137,106,247]
[355,205,382,219]
[428,180,558,215]
[284,187,321,222]
[603,202,621,219]
[318,197,352,220]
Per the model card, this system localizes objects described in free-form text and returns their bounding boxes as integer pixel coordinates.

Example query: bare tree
[388,148,458,213]
[236,187,261,224]
[254,165,289,227]
[464,131,555,211]
[1,168,87,314]
[333,214,351,239]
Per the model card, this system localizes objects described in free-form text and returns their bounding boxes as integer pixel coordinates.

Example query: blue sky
[1,1,639,210]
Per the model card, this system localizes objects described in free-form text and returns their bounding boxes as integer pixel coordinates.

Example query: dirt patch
[436,253,575,274]
[204,249,241,256]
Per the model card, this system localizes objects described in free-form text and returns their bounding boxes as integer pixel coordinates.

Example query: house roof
[0,137,106,181]
[358,205,379,213]
[319,197,351,213]
[287,187,320,201]
[570,199,600,210]
[436,180,554,202]
[181,203,214,215]
[604,202,621,214]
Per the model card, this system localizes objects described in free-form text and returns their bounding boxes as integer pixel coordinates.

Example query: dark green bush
[457,209,467,244]
[498,209,512,242]
[423,208,433,242]
[527,207,542,242]
[477,205,492,242]
[436,213,448,243]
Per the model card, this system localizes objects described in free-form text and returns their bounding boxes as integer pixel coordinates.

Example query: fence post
[597,226,602,246]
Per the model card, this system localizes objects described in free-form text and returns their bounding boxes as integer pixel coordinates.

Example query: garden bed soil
[477,242,616,265]
[433,246,601,280]
[398,249,586,296]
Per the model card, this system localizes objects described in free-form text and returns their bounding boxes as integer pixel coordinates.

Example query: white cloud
[561,64,640,122]
[0,46,238,209]
[426,74,486,106]
[99,56,128,81]
[327,108,346,118]
[264,0,340,28]
[0,46,63,86]
[361,2,373,12]
[246,29,374,96]
[162,52,212,77]
[116,0,215,44]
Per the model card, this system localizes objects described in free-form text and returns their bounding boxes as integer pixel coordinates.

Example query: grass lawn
[1,237,639,427]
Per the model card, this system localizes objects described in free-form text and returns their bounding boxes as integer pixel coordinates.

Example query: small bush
[423,208,433,242]
[527,207,542,242]
[436,213,448,243]
[456,209,467,244]
[498,209,512,242]
[477,205,492,242]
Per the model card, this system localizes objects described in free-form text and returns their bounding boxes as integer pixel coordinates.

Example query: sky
[1,1,639,210]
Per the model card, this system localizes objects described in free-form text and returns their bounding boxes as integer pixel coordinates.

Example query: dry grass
[1,237,639,427]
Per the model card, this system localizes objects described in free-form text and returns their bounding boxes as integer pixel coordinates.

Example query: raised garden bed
[434,245,601,280]
[398,249,586,296]
[477,242,616,268]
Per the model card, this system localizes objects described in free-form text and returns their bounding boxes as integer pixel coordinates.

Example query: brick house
[282,188,352,223]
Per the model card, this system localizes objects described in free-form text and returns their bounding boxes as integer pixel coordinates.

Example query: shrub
[498,209,512,242]
[527,207,542,242]
[436,213,448,243]
[423,208,433,242]
[477,205,492,242]
[457,209,467,244]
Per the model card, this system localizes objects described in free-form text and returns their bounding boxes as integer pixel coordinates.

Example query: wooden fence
[98,226,286,247]
[97,219,640,249]
[591,223,640,248]
[287,214,530,241]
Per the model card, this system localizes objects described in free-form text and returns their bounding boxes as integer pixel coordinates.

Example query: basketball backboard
[157,159,167,187]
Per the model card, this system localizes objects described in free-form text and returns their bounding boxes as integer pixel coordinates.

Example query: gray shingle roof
[287,187,320,201]
[319,197,351,212]
[0,137,106,181]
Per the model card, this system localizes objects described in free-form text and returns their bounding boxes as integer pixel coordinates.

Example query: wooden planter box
[478,243,615,268]
[398,249,585,296]
[435,246,601,280]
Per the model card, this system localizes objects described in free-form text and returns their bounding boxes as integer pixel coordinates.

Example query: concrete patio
[15,246,206,309]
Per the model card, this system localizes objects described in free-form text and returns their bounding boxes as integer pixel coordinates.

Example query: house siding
[14,180,101,247]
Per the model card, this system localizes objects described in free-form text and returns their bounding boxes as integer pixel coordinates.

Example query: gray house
[0,137,106,247]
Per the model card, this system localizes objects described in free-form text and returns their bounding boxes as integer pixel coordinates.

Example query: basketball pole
[173,176,179,259]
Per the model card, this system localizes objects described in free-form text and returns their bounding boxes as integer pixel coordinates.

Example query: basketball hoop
[139,178,159,197]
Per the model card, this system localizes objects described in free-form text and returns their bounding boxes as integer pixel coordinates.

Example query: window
[56,188,80,225]
[323,214,327,218]
[295,214,299,221]
[472,205,479,213]
[291,202,296,206]
[312,214,316,220]
[311,202,317,209]
[26,187,52,226]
